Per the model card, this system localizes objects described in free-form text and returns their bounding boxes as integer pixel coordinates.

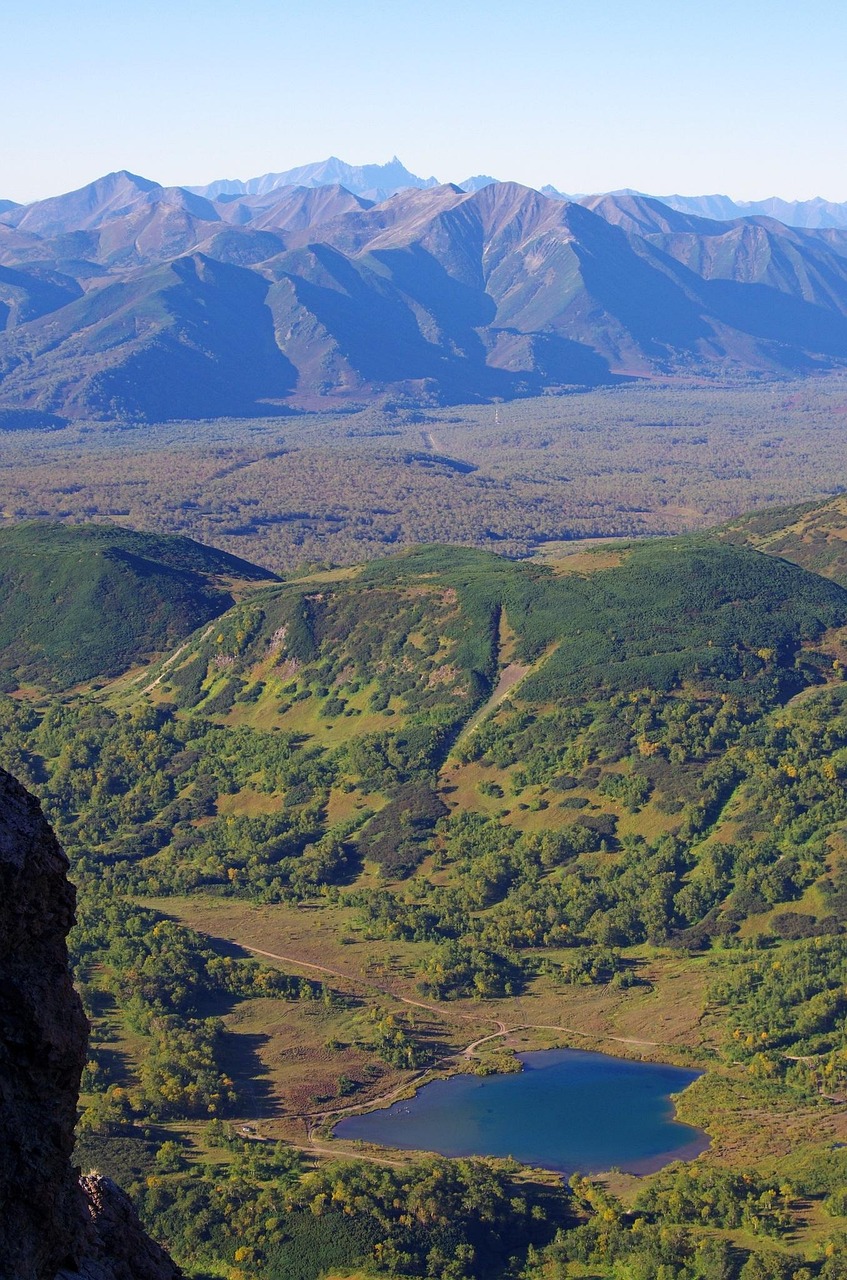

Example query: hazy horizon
[5,0,847,204]
[5,156,847,209]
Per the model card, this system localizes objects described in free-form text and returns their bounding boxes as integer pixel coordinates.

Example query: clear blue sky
[4,0,846,203]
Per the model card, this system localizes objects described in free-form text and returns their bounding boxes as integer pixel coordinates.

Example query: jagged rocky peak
[0,768,179,1280]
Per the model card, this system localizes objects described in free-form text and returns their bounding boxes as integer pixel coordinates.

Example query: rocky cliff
[0,768,179,1280]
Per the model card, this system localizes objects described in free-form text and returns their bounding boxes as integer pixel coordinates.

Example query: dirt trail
[235,941,469,1021]
[142,624,215,693]
[218,938,659,1058]
[452,662,530,749]
[207,934,666,1147]
[463,1023,657,1056]
[296,1139,406,1166]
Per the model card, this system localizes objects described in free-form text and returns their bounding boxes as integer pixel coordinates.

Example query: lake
[335,1048,708,1174]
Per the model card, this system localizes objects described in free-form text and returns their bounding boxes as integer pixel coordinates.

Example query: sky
[3,0,847,204]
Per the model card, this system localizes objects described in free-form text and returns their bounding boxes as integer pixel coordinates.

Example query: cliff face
[0,768,89,1278]
[0,768,179,1280]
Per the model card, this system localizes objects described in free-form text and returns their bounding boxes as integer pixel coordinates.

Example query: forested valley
[3,378,847,571]
[5,500,847,1278]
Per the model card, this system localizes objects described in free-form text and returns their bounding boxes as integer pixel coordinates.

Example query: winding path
[198,932,666,1150]
[463,1023,657,1056]
[234,941,475,1021]
[217,937,659,1060]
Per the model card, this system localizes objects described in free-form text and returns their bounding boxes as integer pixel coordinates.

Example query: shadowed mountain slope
[0,253,297,419]
[0,523,277,689]
[0,263,83,330]
[4,176,847,416]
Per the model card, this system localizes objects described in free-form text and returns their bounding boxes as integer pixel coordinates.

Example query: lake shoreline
[333,1046,710,1177]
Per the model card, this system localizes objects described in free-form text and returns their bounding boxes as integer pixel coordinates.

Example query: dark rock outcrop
[0,768,179,1280]
[57,1176,180,1280]
[0,768,89,1278]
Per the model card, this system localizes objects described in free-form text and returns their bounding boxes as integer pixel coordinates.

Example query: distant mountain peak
[75,169,162,201]
[104,168,160,187]
[1,169,164,237]
[540,183,573,201]
[459,175,499,193]
[188,155,439,202]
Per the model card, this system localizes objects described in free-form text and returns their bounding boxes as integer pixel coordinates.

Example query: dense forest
[2,378,847,570]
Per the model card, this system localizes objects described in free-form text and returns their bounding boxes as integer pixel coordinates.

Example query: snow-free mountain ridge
[180,157,847,230]
[4,163,847,421]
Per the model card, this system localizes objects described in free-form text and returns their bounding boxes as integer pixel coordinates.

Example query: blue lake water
[335,1048,708,1174]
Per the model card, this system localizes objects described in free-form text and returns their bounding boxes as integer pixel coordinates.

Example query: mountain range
[186,155,441,203]
[5,162,847,420]
[180,157,847,230]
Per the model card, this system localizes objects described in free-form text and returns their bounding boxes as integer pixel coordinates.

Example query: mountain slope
[216,183,372,231]
[717,494,847,585]
[0,262,82,330]
[585,192,847,306]
[0,523,277,688]
[15,526,847,899]
[4,178,847,416]
[359,538,847,700]
[0,252,297,419]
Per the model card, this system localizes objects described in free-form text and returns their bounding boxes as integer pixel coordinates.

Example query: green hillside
[7,527,846,907]
[0,522,277,688]
[364,538,847,698]
[7,525,847,1278]
[718,493,847,586]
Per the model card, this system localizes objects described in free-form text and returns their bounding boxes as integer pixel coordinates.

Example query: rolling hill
[0,523,277,688]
